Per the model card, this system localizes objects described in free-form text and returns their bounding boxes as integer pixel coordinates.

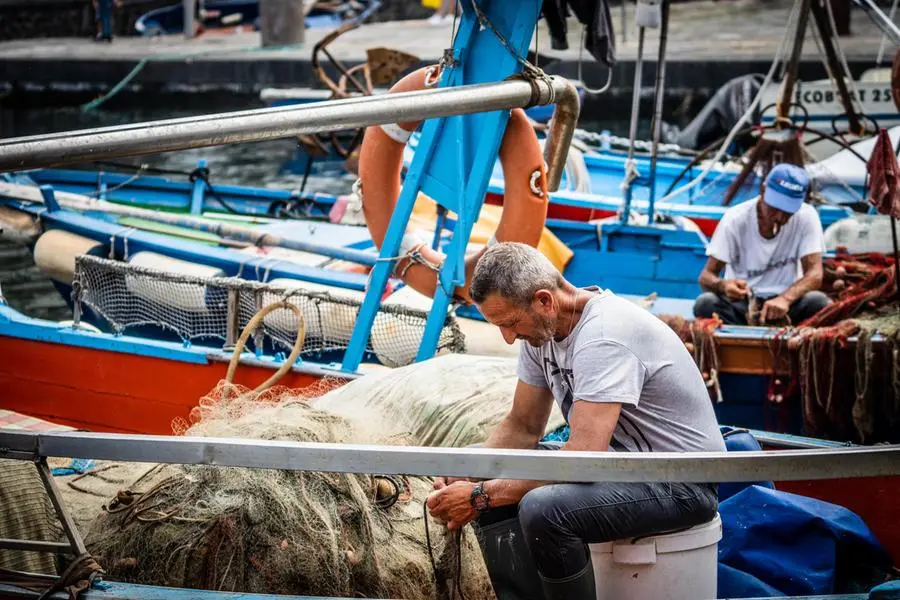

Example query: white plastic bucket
[588,513,722,600]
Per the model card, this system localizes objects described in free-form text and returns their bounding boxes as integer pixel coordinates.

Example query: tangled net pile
[658,251,900,443]
[71,355,566,599]
[783,251,900,443]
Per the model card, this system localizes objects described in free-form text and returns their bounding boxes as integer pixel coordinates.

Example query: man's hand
[426,481,479,530]
[760,295,791,323]
[721,279,749,301]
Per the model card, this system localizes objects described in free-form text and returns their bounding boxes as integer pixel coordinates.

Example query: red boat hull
[0,336,339,435]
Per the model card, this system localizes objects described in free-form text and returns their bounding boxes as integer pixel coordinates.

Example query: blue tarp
[717,485,893,598]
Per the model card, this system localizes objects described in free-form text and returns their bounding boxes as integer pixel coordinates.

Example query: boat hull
[0,334,338,435]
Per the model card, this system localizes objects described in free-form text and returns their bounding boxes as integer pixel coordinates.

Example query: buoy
[0,206,39,244]
[33,230,105,284]
[125,252,225,313]
[833,279,846,292]
[371,284,437,368]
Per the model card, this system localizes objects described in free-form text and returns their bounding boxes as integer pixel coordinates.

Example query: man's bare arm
[698,256,727,294]
[483,401,621,507]
[781,252,824,303]
[699,256,749,300]
[482,380,555,450]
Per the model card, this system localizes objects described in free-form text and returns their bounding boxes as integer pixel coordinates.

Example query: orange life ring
[357,65,549,304]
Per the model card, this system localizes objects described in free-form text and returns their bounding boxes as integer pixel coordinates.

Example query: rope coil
[225,301,306,393]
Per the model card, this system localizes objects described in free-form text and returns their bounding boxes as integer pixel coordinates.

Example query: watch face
[472,490,489,511]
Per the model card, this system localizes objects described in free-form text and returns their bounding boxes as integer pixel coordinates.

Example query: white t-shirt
[707,200,825,297]
[518,289,726,453]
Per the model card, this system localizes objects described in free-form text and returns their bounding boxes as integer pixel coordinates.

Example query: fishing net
[72,255,466,368]
[783,251,900,443]
[63,355,562,598]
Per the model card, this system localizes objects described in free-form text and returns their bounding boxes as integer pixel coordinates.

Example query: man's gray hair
[470,242,564,306]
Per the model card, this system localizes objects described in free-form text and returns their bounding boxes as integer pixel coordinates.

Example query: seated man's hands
[426,481,479,530]
[760,295,791,323]
[721,278,749,301]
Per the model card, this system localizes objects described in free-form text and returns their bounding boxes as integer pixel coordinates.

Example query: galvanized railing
[1,429,898,483]
[0,77,579,193]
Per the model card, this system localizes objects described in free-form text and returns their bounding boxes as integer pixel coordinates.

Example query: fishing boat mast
[620,0,671,226]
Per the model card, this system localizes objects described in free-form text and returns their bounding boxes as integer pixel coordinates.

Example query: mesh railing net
[72,255,466,367]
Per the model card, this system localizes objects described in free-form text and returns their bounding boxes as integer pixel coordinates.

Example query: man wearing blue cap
[694,163,831,325]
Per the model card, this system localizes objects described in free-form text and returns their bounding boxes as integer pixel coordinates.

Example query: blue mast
[341,0,546,372]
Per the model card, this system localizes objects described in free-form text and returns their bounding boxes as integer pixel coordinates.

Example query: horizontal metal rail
[0,77,577,180]
[1,430,897,483]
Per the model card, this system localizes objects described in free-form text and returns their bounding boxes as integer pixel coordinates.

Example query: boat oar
[0,181,378,268]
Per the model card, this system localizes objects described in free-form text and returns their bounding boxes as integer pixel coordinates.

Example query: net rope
[71,255,466,368]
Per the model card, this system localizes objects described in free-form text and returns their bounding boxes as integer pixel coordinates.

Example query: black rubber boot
[538,563,597,600]
[472,516,547,600]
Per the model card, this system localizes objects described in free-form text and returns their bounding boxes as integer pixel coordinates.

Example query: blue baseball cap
[763,164,809,214]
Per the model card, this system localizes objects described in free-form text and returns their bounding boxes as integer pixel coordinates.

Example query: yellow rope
[225,301,306,393]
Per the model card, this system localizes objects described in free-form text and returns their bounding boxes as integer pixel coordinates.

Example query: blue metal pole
[341,0,545,372]
[341,118,448,372]
[189,159,206,215]
[646,0,670,226]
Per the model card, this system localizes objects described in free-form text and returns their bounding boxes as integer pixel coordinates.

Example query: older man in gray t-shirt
[426,242,725,600]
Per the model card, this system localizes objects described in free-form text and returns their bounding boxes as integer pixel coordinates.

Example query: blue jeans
[476,442,719,580]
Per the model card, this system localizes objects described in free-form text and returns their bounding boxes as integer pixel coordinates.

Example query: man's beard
[525,313,557,347]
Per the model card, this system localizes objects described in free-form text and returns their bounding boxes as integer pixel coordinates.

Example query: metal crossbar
[0,77,575,173]
[1,430,898,484]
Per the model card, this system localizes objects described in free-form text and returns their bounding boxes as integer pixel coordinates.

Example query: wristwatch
[469,482,491,513]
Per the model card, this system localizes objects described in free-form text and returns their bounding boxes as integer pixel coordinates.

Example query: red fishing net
[800,250,897,329]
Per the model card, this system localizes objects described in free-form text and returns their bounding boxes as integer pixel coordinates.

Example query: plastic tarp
[717,485,893,598]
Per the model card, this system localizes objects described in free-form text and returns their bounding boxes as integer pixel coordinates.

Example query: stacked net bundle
[66,354,558,599]
[307,354,567,448]
[72,255,465,368]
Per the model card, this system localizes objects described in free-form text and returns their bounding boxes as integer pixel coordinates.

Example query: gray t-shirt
[518,289,726,453]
